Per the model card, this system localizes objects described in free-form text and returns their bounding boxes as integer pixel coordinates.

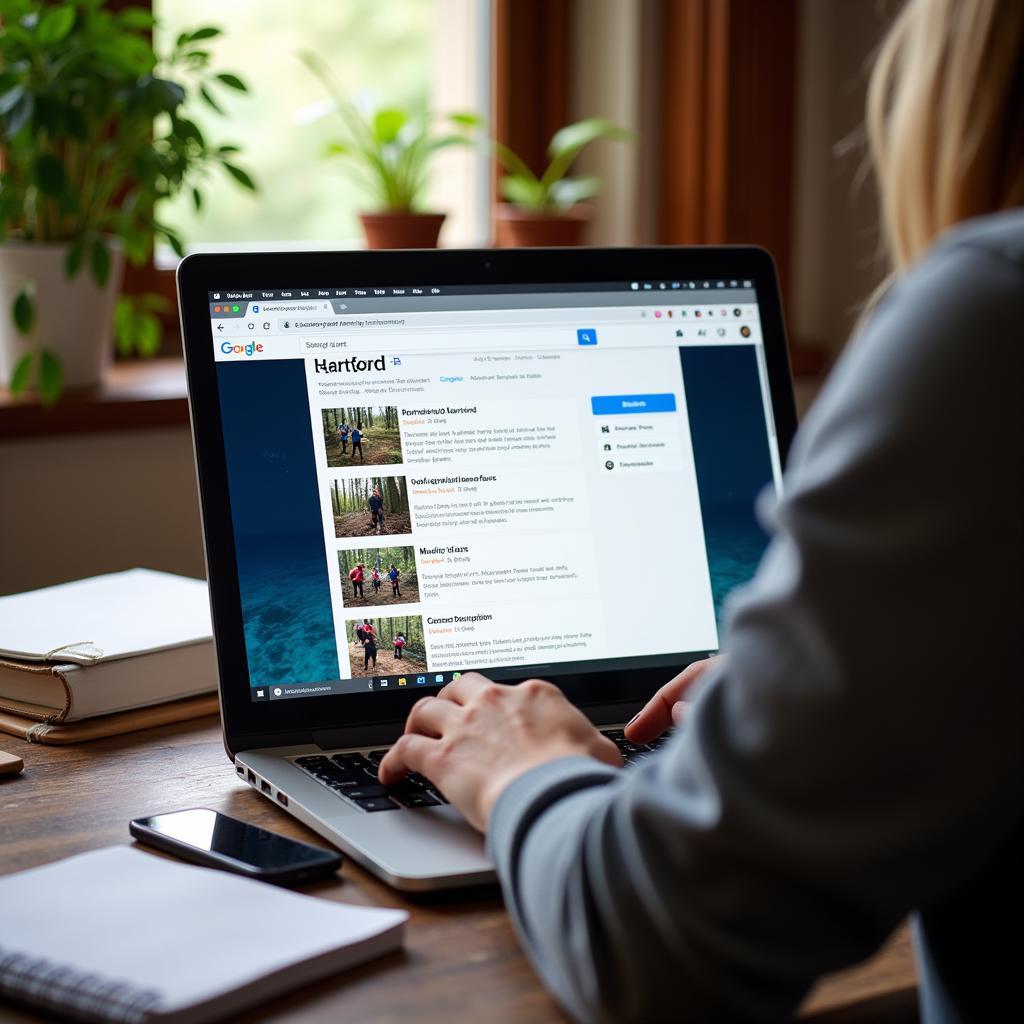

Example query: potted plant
[493,117,632,247]
[300,50,480,250]
[0,1,256,402]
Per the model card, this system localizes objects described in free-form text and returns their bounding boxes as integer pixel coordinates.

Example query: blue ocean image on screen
[680,345,776,631]
[235,536,340,687]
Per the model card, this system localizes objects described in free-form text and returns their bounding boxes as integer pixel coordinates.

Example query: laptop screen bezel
[178,246,797,755]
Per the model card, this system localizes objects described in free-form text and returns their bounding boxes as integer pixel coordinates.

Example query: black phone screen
[135,808,336,872]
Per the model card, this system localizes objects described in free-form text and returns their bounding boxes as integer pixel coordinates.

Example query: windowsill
[0,359,189,439]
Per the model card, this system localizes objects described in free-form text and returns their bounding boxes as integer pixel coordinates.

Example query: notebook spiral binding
[0,947,162,1024]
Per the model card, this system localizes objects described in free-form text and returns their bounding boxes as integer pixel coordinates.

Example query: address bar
[276,304,650,333]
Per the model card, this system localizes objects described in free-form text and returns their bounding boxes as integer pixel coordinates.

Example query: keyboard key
[355,797,399,812]
[344,785,390,800]
[332,752,373,770]
[367,750,389,765]
[295,755,329,767]
[394,791,441,808]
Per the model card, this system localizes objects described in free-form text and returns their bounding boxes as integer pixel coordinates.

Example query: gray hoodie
[488,209,1024,1023]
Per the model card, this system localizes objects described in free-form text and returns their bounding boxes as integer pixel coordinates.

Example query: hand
[378,673,622,831]
[624,655,725,745]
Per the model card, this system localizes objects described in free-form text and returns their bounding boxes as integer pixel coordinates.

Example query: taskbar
[249,649,719,703]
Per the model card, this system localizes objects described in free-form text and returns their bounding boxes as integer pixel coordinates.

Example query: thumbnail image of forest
[322,406,402,467]
[346,615,426,676]
[330,476,412,538]
[338,546,419,608]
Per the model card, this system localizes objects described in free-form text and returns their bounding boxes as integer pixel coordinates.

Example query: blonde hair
[867,0,1024,273]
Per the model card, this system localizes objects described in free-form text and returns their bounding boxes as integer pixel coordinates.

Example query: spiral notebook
[0,846,407,1023]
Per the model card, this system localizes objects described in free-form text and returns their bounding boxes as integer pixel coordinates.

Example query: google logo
[220,341,264,356]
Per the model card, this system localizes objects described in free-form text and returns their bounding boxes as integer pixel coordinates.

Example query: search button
[576,328,598,346]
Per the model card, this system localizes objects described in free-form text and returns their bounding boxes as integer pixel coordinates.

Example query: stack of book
[0,569,219,744]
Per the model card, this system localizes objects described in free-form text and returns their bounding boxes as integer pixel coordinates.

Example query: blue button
[591,393,677,415]
[577,328,598,346]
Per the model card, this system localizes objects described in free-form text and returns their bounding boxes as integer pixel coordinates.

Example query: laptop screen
[206,279,783,703]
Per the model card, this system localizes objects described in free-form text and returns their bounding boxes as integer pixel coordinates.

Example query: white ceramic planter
[0,240,125,391]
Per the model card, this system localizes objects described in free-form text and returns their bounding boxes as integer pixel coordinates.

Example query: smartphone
[129,807,343,885]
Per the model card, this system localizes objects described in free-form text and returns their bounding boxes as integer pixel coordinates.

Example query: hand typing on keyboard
[623,655,725,745]
[378,673,622,832]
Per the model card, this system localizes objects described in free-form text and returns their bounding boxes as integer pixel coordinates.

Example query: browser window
[207,282,782,702]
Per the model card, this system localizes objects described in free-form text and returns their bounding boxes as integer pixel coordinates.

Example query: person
[348,563,364,599]
[393,632,405,660]
[369,486,385,533]
[378,2,1024,1020]
[371,567,382,594]
[351,425,364,462]
[388,564,401,597]
[362,629,377,672]
[354,621,365,645]
[338,421,349,454]
[361,619,375,641]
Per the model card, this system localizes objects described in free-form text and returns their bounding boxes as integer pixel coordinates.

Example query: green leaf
[222,162,256,191]
[34,153,66,197]
[374,109,407,145]
[215,73,247,92]
[118,8,157,31]
[12,288,34,335]
[3,93,34,138]
[501,175,546,209]
[198,85,224,115]
[185,27,223,42]
[548,175,602,209]
[449,111,483,128]
[191,187,202,212]
[38,350,62,405]
[36,5,76,47]
[324,140,350,156]
[136,314,161,356]
[90,238,111,287]
[64,238,86,278]
[0,87,25,118]
[492,141,537,183]
[547,117,632,161]
[9,352,33,396]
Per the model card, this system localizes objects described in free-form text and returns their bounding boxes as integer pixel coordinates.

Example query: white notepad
[0,846,407,1023]
[0,569,212,665]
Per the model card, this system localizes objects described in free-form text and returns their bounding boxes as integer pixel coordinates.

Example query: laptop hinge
[311,721,405,751]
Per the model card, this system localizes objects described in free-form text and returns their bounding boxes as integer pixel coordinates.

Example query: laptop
[177,247,796,890]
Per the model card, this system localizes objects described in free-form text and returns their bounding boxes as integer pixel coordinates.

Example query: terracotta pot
[359,212,446,250]
[0,239,124,391]
[494,203,593,247]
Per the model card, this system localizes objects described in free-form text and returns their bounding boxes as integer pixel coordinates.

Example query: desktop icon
[273,687,282,697]
[398,677,407,686]
[380,680,389,687]
[452,672,462,680]
[256,689,264,698]
[416,675,426,685]
[630,282,639,290]
[435,674,444,683]
[252,305,259,313]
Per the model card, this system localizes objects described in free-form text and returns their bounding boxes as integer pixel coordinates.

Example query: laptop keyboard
[293,729,673,812]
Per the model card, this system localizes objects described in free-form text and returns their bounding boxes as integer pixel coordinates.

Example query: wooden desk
[0,719,919,1023]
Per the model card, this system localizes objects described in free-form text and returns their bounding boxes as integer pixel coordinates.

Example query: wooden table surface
[0,718,919,1023]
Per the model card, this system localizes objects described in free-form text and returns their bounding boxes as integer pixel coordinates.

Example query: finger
[405,696,458,738]
[378,733,437,785]
[594,734,624,769]
[436,671,493,705]
[625,658,718,744]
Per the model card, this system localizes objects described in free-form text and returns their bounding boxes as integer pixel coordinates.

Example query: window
[154,0,490,257]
